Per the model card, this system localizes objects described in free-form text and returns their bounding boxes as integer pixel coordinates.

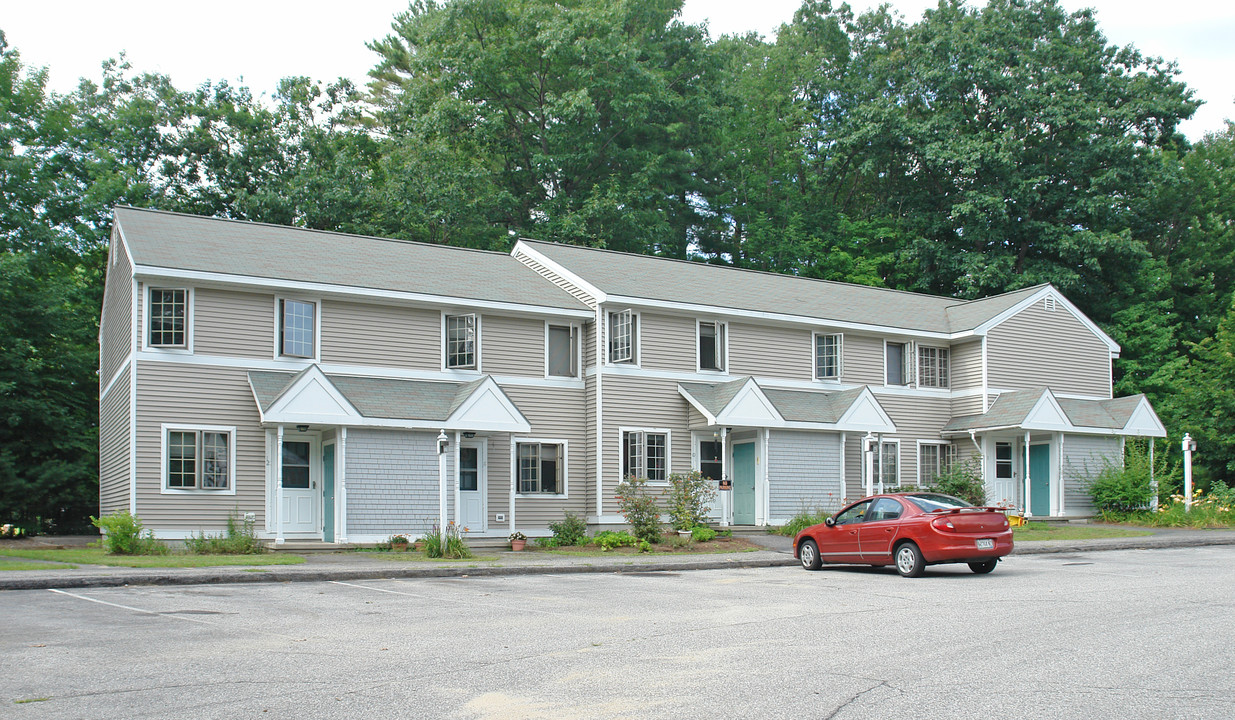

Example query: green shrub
[184,513,265,554]
[593,530,637,551]
[773,509,832,537]
[534,536,560,548]
[615,476,663,543]
[1099,480,1235,528]
[423,522,473,559]
[548,511,588,546]
[1087,449,1155,513]
[90,511,168,555]
[929,458,987,506]
[691,525,717,542]
[666,470,716,531]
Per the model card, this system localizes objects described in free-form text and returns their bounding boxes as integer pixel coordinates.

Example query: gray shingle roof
[679,378,868,425]
[116,207,589,311]
[249,371,486,422]
[521,239,1050,334]
[945,388,1149,432]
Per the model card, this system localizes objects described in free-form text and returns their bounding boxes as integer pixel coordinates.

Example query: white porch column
[1149,439,1158,508]
[510,437,517,533]
[720,427,730,526]
[1023,430,1033,518]
[1057,433,1066,517]
[276,424,285,545]
[453,430,461,528]
[338,427,348,543]
[863,432,875,497]
[437,429,449,534]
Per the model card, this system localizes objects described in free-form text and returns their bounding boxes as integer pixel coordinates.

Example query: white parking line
[328,580,565,616]
[47,588,216,626]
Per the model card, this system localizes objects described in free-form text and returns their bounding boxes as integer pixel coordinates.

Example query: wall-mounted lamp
[462,432,476,439]
[296,425,309,433]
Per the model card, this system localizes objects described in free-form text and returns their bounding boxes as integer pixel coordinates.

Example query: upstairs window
[814,333,842,380]
[149,288,187,347]
[698,321,726,372]
[623,430,667,482]
[918,346,950,388]
[885,341,910,385]
[517,442,563,494]
[547,324,578,377]
[919,444,957,485]
[279,299,316,358]
[608,309,636,364]
[445,313,478,369]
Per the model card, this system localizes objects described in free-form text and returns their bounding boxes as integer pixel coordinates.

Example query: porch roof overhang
[248,366,532,433]
[941,387,1166,439]
[677,377,896,433]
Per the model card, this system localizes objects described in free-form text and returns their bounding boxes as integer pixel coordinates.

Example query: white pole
[438,429,449,534]
[276,424,285,545]
[1023,431,1032,519]
[1183,433,1194,512]
[1149,439,1157,509]
[339,427,347,543]
[453,430,461,529]
[863,432,875,497]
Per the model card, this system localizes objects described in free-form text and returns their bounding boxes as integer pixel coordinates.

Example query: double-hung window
[279,299,316,358]
[623,430,668,482]
[919,443,956,485]
[870,440,900,487]
[814,333,842,380]
[149,288,187,348]
[445,313,478,370]
[517,442,563,494]
[547,324,578,377]
[918,346,950,388]
[885,341,910,385]
[698,321,726,372]
[996,442,1013,480]
[608,309,636,364]
[164,426,234,492]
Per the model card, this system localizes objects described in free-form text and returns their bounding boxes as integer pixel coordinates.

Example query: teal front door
[733,442,756,525]
[322,444,336,543]
[1029,444,1050,516]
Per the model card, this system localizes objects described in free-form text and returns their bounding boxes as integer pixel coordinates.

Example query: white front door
[458,442,486,532]
[281,438,319,535]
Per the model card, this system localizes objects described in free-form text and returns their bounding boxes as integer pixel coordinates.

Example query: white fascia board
[512,241,607,303]
[677,385,720,426]
[446,376,532,433]
[1121,397,1168,438]
[971,286,1120,354]
[1021,390,1075,432]
[601,294,955,341]
[131,265,593,320]
[835,387,898,434]
[264,365,365,424]
[716,379,785,426]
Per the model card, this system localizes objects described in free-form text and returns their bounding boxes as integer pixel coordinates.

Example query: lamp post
[438,430,449,533]
[1182,433,1196,512]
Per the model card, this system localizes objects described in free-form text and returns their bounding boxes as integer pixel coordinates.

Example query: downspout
[968,430,986,505]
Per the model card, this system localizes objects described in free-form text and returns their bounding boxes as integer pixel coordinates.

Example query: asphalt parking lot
[4,547,1233,719]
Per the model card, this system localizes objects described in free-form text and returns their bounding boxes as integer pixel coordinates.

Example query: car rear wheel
[895,542,925,578]
[968,559,998,574]
[799,539,822,571]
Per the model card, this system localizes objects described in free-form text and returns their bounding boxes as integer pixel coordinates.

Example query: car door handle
[885,528,895,533]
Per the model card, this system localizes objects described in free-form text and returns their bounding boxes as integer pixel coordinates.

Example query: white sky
[2,1,1232,140]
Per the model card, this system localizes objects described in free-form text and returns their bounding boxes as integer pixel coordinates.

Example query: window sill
[514,493,568,499]
[160,487,237,496]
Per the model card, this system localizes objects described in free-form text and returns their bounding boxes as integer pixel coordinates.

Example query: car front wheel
[799,539,822,571]
[895,542,925,578]
[968,559,998,574]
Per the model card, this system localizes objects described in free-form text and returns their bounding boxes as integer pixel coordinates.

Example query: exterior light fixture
[296,425,309,432]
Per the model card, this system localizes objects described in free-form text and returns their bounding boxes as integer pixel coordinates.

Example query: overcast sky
[3,1,1232,140]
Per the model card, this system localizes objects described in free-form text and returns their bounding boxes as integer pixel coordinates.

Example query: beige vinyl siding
[1063,434,1121,516]
[99,236,134,387]
[638,312,696,372]
[987,302,1111,397]
[503,384,589,527]
[728,321,811,381]
[842,334,885,386]
[515,252,598,309]
[952,394,986,418]
[482,314,545,377]
[320,299,439,369]
[193,288,276,359]
[843,434,864,500]
[99,364,131,515]
[951,340,982,391]
[134,361,266,532]
[600,374,692,508]
[869,393,953,488]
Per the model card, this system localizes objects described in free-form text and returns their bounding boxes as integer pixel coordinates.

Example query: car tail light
[932,517,956,532]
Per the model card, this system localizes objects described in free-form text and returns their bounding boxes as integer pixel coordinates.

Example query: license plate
[976,539,995,550]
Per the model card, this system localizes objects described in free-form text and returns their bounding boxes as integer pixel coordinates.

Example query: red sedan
[793,492,1014,577]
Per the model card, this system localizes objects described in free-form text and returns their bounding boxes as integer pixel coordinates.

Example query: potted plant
[509,531,527,551]
[389,534,411,552]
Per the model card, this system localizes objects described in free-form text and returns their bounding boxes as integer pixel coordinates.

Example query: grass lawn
[0,548,305,568]
[542,537,762,556]
[0,559,78,571]
[1012,522,1153,542]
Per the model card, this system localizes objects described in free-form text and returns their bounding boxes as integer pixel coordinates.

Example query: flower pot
[510,539,527,551]
[677,530,692,539]
[392,544,409,552]
[413,541,425,551]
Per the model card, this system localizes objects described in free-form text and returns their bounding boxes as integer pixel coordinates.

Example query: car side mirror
[824,517,836,527]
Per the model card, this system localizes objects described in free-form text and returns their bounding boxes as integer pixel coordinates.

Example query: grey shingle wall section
[345,429,454,535]
[768,430,844,519]
[1062,435,1121,516]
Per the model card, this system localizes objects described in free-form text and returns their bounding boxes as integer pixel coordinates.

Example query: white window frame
[442,312,481,372]
[870,439,901,487]
[917,441,956,486]
[813,332,843,381]
[512,438,569,498]
[273,296,320,362]
[917,345,950,388]
[160,423,237,495]
[619,427,671,485]
[883,340,913,386]
[607,308,639,366]
[544,322,581,378]
[142,286,193,353]
[696,319,728,373]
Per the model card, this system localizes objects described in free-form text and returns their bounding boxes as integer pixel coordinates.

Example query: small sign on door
[718,479,732,491]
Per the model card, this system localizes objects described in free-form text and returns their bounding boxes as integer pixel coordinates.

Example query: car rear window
[905,493,973,512]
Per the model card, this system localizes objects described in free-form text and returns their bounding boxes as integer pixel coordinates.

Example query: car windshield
[904,493,973,512]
